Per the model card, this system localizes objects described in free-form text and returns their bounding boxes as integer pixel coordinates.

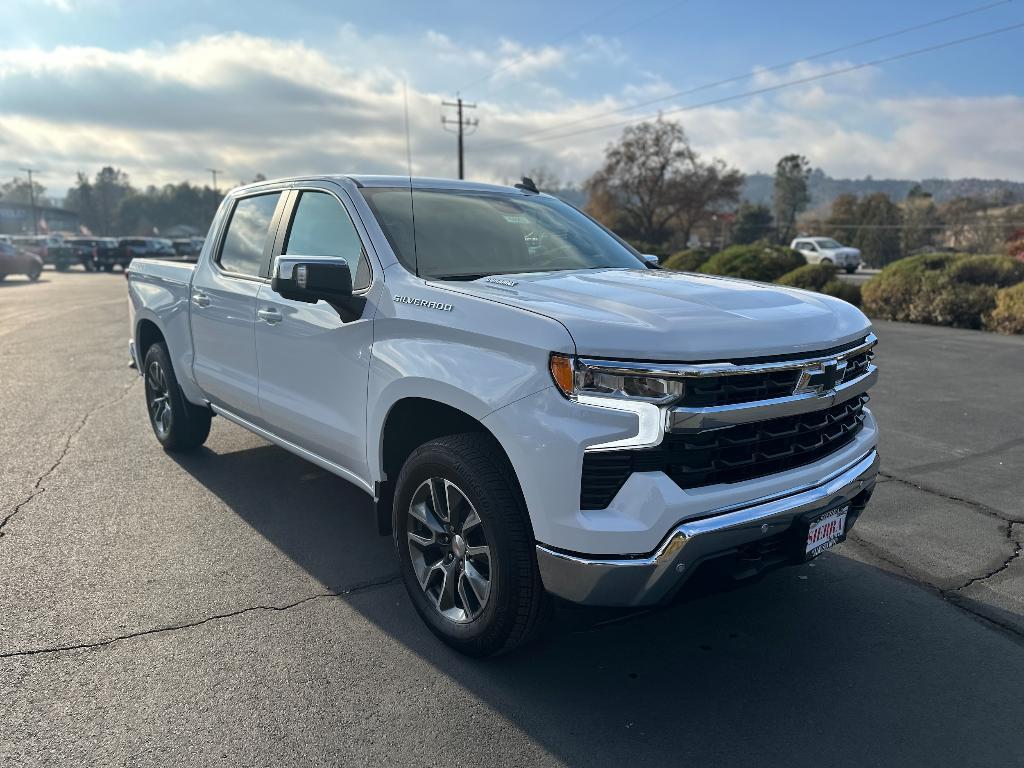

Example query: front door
[191,191,284,423]
[254,187,377,484]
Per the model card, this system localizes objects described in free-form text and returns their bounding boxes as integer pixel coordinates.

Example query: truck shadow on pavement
[171,441,1024,767]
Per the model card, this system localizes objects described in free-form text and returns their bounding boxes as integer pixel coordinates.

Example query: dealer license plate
[805,505,849,559]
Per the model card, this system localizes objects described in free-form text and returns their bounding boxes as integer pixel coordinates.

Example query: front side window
[284,191,370,290]
[815,238,842,249]
[218,193,281,276]
[361,187,645,280]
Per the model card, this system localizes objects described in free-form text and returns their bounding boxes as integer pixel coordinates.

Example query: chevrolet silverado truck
[126,175,879,656]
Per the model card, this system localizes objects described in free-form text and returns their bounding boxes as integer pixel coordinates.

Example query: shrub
[776,263,836,292]
[775,264,861,306]
[945,254,1024,287]
[862,253,1024,330]
[662,248,711,272]
[698,244,805,282]
[822,280,862,307]
[984,283,1024,334]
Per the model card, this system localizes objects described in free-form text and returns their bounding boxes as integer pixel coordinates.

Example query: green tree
[826,193,860,244]
[854,193,902,267]
[732,202,773,244]
[0,177,47,206]
[901,185,942,256]
[772,154,811,244]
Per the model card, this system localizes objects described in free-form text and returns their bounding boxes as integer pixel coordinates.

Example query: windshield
[361,187,644,279]
[814,238,843,249]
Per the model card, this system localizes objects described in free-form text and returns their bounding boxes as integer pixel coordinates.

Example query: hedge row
[862,253,1024,331]
[662,245,861,306]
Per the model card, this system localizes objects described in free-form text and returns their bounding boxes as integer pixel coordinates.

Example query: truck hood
[442,268,871,361]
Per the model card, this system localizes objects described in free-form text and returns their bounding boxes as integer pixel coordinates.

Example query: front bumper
[536,448,878,607]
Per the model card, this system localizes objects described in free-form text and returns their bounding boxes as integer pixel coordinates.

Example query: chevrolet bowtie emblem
[793,358,847,396]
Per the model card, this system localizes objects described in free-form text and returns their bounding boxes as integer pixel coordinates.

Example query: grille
[680,369,799,408]
[675,336,872,408]
[580,395,868,510]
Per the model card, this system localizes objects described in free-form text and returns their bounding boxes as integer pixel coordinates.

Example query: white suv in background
[791,237,862,274]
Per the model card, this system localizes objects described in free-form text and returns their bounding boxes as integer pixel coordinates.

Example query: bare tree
[585,118,742,247]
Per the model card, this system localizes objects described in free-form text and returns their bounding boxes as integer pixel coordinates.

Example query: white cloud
[0,32,1021,199]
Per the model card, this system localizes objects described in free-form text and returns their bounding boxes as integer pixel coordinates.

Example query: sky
[2,0,1023,198]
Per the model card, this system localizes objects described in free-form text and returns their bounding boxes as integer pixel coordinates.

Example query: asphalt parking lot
[1,270,1022,767]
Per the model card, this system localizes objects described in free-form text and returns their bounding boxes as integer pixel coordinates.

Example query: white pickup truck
[127,175,879,656]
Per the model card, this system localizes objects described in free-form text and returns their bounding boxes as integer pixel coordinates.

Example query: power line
[441,97,479,179]
[206,167,223,192]
[495,0,1016,144]
[478,20,1024,151]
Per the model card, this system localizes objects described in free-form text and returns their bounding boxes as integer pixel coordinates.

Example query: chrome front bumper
[536,448,879,607]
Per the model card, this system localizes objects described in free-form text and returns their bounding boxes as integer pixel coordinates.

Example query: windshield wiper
[430,273,493,281]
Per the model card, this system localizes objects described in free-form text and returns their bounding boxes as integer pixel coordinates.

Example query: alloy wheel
[406,477,492,623]
[145,360,172,438]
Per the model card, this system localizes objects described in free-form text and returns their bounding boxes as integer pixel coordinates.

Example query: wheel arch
[374,396,526,537]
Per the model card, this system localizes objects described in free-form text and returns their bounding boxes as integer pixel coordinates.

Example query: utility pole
[206,167,223,192]
[441,96,478,180]
[20,167,39,236]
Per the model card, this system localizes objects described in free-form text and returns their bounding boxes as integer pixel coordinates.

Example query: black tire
[819,257,833,266]
[393,433,549,657]
[103,264,114,272]
[845,265,857,274]
[26,264,41,281]
[0,273,6,282]
[55,262,69,272]
[142,342,211,451]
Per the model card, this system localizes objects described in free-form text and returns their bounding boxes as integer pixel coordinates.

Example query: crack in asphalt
[0,574,402,659]
[878,471,1015,525]
[0,378,139,540]
[847,528,1024,642]
[954,522,1023,593]
[874,471,1022,590]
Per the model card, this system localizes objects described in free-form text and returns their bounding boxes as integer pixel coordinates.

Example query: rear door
[254,184,377,483]
[190,190,287,423]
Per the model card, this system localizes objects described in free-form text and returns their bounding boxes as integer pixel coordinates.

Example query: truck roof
[229,175,534,197]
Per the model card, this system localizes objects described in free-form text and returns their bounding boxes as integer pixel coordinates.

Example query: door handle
[191,291,211,308]
[257,308,283,325]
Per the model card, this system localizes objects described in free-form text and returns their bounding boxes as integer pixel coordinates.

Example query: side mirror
[272,255,353,304]
[640,253,660,267]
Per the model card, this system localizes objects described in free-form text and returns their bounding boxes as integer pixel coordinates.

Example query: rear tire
[819,257,833,266]
[845,265,857,274]
[142,342,211,451]
[393,433,550,657]
[27,264,41,281]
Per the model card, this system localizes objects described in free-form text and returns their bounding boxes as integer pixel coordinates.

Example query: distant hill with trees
[742,169,1024,209]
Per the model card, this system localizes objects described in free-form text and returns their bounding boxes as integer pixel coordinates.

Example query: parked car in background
[171,237,205,258]
[112,237,177,271]
[11,235,78,271]
[0,240,43,281]
[791,237,862,273]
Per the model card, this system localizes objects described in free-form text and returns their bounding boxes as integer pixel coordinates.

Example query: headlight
[549,353,677,451]
[549,353,684,404]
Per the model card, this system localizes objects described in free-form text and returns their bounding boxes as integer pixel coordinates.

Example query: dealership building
[0,201,81,236]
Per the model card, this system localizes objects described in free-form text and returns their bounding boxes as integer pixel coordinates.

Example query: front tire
[142,342,211,451]
[845,265,857,274]
[394,433,549,657]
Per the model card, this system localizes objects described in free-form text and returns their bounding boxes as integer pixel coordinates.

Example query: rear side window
[283,191,370,290]
[218,193,281,276]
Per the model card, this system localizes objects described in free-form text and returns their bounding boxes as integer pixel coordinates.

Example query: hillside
[741,170,1024,208]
